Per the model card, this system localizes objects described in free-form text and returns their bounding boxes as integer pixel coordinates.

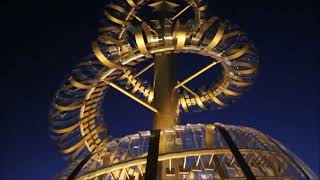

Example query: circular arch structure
[50,0,258,161]
[49,0,317,179]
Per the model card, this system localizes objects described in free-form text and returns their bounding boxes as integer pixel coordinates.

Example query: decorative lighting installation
[49,0,318,179]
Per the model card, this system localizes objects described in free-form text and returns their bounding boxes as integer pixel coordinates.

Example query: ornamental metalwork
[49,0,318,179]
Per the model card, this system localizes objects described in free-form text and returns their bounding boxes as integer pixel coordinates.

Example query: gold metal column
[153,53,179,130]
[153,49,179,180]
[152,6,180,179]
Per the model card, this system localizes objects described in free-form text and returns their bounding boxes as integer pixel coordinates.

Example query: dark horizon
[1,0,319,179]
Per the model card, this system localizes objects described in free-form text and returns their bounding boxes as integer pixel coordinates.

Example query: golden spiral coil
[49,0,259,161]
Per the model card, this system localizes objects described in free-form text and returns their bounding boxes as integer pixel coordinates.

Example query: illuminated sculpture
[49,0,318,179]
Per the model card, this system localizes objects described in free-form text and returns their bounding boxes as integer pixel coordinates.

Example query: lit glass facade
[57,124,317,179]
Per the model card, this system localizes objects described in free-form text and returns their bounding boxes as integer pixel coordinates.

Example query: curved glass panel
[54,123,318,180]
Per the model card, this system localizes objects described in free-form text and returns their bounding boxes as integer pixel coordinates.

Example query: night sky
[1,0,319,179]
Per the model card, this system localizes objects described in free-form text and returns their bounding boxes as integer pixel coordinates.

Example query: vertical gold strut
[153,53,179,179]
[153,54,179,130]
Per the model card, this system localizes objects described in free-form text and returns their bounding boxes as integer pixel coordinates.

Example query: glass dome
[58,123,317,180]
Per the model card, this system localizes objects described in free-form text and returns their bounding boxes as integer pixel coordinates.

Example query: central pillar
[153,53,179,130]
[152,46,180,180]
[150,5,180,179]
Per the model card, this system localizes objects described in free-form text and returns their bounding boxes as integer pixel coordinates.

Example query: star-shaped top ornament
[148,0,180,13]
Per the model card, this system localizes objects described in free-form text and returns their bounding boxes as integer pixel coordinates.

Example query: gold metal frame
[49,1,319,180]
[76,149,286,180]
[50,0,258,164]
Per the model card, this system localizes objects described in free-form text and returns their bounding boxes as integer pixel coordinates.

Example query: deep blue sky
[1,0,319,179]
